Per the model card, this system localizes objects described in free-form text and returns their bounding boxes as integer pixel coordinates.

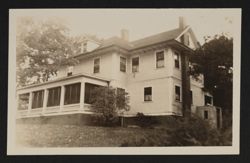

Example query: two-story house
[16,17,222,128]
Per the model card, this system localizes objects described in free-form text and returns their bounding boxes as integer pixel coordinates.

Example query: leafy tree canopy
[190,34,233,115]
[16,17,79,87]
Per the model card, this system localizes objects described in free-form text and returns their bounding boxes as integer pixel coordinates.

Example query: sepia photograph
[7,9,241,155]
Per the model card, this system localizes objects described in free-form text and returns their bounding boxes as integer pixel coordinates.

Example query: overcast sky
[13,9,240,44]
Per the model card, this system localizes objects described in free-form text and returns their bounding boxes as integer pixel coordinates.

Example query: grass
[16,123,170,147]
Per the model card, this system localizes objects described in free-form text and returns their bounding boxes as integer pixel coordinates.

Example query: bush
[120,115,231,146]
[135,112,159,128]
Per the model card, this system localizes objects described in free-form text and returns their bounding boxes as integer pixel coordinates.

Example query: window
[84,83,100,104]
[64,83,81,105]
[174,52,180,69]
[156,51,164,68]
[93,58,100,73]
[47,87,61,107]
[204,110,209,119]
[205,95,212,105]
[132,57,139,73]
[175,86,181,101]
[190,90,193,104]
[144,87,152,101]
[67,66,74,76]
[120,57,126,72]
[32,90,44,109]
[18,93,29,110]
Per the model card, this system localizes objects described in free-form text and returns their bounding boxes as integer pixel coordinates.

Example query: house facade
[16,17,222,128]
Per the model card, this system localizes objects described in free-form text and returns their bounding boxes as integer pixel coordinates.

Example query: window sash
[132,57,139,72]
[174,52,180,68]
[144,87,152,101]
[94,58,100,73]
[156,51,164,68]
[18,93,29,110]
[47,87,61,107]
[175,86,181,101]
[120,57,126,72]
[64,83,81,105]
[32,90,44,109]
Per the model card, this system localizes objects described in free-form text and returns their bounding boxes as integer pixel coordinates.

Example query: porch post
[28,92,32,114]
[80,81,85,110]
[60,85,65,111]
[42,89,48,114]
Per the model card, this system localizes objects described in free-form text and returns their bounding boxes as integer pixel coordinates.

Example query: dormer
[80,39,101,53]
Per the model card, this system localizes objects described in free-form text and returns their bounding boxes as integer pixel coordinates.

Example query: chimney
[179,16,187,30]
[121,29,129,41]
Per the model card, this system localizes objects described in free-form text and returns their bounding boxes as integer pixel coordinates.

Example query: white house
[16,17,222,128]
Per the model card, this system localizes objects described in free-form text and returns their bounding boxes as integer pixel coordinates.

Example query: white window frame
[120,56,127,73]
[93,57,101,74]
[174,84,182,102]
[155,49,166,69]
[173,50,181,70]
[131,55,140,73]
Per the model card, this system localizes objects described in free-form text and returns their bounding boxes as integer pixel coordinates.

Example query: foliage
[190,34,233,129]
[135,112,159,128]
[16,17,78,87]
[121,115,231,146]
[89,86,130,126]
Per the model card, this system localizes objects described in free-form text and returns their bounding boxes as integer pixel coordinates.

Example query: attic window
[205,95,212,105]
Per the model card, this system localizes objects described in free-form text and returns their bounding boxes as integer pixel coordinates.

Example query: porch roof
[17,73,110,91]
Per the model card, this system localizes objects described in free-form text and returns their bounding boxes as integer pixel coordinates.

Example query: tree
[16,17,78,87]
[89,86,130,126]
[190,34,233,129]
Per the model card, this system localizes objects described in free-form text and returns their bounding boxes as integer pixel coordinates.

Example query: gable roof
[131,28,182,49]
[75,27,194,57]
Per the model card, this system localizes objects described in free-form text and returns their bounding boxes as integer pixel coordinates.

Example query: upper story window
[64,83,81,105]
[93,58,100,73]
[174,52,180,69]
[32,90,44,109]
[144,87,152,101]
[156,51,164,68]
[47,87,61,107]
[175,85,181,102]
[67,66,74,76]
[120,56,126,72]
[132,57,139,73]
[205,95,212,105]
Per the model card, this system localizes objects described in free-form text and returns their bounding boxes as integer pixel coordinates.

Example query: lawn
[15,123,170,147]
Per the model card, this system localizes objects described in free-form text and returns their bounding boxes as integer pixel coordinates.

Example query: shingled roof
[75,27,184,57]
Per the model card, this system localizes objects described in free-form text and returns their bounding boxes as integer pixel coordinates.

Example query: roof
[75,27,187,57]
[131,28,182,49]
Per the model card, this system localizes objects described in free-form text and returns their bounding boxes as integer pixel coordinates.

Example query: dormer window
[93,58,100,73]
[174,52,180,69]
[67,66,74,76]
[156,51,164,68]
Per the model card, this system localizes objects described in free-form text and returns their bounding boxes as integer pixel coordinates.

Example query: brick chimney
[121,29,129,42]
[179,16,187,30]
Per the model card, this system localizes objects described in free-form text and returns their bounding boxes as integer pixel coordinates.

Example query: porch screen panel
[47,87,61,107]
[18,93,29,110]
[32,90,44,109]
[64,83,81,105]
[84,83,100,104]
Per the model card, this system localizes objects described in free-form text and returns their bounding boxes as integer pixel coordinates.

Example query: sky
[13,9,240,45]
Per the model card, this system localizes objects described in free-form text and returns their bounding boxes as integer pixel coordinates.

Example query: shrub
[90,86,130,126]
[135,112,159,128]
